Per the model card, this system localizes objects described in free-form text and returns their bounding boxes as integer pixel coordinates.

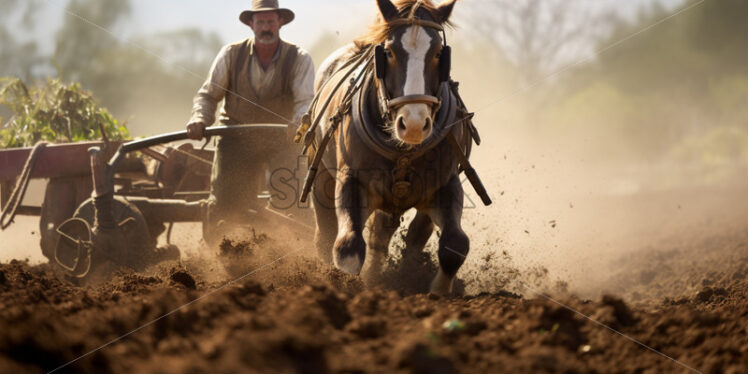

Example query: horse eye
[385,48,394,59]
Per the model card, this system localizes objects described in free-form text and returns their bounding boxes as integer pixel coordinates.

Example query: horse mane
[353,0,454,51]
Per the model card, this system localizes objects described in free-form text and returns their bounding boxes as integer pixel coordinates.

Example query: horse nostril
[397,117,406,132]
[423,117,432,131]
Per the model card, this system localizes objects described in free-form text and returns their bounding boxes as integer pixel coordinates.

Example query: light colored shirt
[190,38,315,126]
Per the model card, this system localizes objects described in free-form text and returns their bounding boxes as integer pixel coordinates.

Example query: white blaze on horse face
[402,26,430,96]
[395,26,433,145]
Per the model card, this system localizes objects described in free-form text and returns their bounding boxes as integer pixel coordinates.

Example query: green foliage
[3,0,222,137]
[0,77,129,148]
[48,0,221,135]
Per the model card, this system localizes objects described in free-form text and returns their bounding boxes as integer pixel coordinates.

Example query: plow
[0,125,311,279]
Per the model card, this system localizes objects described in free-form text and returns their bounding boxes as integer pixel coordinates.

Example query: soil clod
[169,270,196,290]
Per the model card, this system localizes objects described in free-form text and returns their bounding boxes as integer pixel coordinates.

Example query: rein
[297,46,375,154]
[298,49,376,202]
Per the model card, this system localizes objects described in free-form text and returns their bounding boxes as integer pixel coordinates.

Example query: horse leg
[313,168,337,264]
[333,171,369,274]
[427,175,469,295]
[363,210,400,284]
[403,210,434,259]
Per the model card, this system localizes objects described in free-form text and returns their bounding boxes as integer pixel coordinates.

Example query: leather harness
[297,18,491,206]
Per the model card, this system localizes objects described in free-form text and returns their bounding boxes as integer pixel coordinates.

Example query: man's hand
[293,113,311,144]
[186,121,207,140]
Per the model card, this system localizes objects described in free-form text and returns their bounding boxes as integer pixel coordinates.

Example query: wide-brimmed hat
[240,0,295,26]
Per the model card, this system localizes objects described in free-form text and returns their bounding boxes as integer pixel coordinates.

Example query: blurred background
[1,0,746,295]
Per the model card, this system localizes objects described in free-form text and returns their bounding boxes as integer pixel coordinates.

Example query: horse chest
[349,146,458,211]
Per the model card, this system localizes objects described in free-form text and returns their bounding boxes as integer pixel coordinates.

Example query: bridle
[373,17,452,125]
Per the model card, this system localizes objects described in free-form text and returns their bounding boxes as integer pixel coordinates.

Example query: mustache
[260,31,274,38]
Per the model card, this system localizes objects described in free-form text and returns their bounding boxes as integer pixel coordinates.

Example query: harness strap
[448,80,481,147]
[297,47,375,153]
[446,132,492,206]
[391,154,415,199]
[299,116,339,204]
[386,18,444,32]
[298,52,375,203]
[388,94,440,108]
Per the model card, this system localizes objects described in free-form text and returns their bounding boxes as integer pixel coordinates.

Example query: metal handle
[120,124,288,154]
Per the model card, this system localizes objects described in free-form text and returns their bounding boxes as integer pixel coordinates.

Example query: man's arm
[290,49,315,125]
[187,44,232,138]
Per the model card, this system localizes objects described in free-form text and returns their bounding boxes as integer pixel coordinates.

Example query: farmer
[185,0,314,242]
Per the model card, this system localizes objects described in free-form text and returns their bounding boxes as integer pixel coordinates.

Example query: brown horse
[302,0,487,294]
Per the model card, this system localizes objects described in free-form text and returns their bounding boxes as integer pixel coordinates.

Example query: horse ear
[436,0,457,23]
[377,0,399,22]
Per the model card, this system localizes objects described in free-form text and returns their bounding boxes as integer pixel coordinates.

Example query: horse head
[374,0,456,146]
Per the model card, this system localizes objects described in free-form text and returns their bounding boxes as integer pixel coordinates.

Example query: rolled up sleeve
[190,45,232,125]
[291,50,315,124]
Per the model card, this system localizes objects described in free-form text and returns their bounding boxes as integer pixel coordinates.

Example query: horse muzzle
[389,94,441,145]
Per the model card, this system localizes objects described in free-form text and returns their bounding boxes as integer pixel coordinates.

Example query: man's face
[249,11,283,45]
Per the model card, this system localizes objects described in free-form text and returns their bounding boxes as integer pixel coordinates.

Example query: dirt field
[1,184,747,374]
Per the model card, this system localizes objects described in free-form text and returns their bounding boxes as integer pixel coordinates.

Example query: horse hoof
[429,268,454,295]
[336,254,364,275]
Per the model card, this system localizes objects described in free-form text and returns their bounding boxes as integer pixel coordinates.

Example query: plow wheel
[40,176,93,261]
[54,217,94,278]
[55,196,177,279]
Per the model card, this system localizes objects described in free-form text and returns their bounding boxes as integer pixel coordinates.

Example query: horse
[299,0,489,294]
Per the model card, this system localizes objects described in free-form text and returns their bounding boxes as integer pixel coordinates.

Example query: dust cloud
[3,0,747,303]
